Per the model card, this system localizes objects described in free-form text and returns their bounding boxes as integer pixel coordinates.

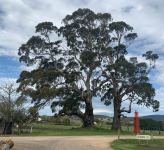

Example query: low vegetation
[13,123,131,136]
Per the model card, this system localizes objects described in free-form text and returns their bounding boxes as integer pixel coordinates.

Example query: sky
[0,0,164,117]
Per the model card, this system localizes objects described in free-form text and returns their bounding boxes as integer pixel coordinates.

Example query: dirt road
[1,136,164,150]
[1,136,118,150]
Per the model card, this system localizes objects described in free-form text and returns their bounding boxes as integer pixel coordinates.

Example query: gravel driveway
[2,136,163,150]
[1,136,117,150]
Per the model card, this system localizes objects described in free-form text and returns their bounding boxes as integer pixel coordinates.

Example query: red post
[133,111,140,134]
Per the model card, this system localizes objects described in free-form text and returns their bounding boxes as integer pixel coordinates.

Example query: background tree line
[140,118,164,131]
[17,8,159,129]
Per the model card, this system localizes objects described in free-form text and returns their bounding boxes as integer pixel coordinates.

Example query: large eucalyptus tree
[17,8,159,129]
[17,9,112,127]
[58,9,112,127]
[100,21,159,130]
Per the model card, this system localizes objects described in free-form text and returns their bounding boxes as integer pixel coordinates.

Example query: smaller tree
[27,106,39,134]
[0,83,16,134]
[0,82,27,134]
[14,108,28,134]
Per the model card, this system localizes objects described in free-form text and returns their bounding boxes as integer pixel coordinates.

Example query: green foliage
[28,107,39,122]
[62,117,71,125]
[17,21,64,107]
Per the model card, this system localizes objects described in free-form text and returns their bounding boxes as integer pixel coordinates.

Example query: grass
[111,139,164,150]
[13,123,131,136]
[12,123,164,136]
[9,123,164,136]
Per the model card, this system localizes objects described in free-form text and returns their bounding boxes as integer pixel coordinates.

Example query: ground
[1,136,117,150]
[0,135,164,150]
[1,136,164,150]
[1,124,164,149]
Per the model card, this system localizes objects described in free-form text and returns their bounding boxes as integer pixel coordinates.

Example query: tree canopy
[17,8,159,129]
[99,21,159,129]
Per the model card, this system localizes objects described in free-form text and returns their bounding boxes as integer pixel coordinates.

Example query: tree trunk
[83,101,94,128]
[112,98,121,130]
[3,121,13,135]
[30,125,33,134]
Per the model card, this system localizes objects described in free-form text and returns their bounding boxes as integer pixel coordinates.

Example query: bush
[62,118,70,125]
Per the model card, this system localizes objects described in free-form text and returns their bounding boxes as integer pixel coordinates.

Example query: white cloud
[0,0,163,57]
[93,108,113,115]
[0,77,17,84]
[0,0,164,116]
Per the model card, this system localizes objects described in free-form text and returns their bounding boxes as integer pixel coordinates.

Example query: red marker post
[133,111,140,135]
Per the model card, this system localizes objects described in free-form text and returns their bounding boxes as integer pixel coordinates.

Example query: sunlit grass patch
[111,139,164,150]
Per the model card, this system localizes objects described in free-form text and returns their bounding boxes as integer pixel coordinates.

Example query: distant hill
[94,115,111,119]
[41,114,164,122]
[128,115,164,122]
[95,114,164,122]
[141,115,164,122]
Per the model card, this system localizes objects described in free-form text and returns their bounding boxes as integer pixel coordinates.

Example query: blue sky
[0,0,164,117]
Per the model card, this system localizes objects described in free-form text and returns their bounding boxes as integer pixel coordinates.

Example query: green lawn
[14,123,131,136]
[111,139,164,150]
